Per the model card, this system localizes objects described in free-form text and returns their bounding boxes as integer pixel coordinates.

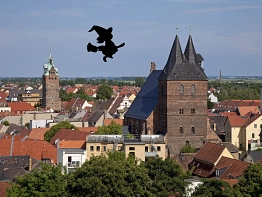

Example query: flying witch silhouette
[87,25,125,62]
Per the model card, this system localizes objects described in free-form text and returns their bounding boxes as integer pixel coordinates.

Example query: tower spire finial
[176,25,178,35]
[189,25,192,35]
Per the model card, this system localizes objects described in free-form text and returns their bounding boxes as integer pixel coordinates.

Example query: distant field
[208,78,262,83]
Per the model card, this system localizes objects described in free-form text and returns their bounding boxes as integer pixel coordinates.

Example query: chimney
[150,62,156,73]
[28,157,32,171]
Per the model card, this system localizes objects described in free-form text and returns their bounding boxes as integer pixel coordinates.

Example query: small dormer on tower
[150,62,156,73]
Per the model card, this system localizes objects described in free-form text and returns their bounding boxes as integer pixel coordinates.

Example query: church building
[42,53,61,111]
[124,33,214,154]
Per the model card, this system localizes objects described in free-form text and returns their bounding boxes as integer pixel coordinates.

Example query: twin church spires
[159,32,207,81]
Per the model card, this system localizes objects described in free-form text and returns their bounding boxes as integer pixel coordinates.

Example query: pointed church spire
[159,35,184,80]
[48,50,53,65]
[184,35,199,65]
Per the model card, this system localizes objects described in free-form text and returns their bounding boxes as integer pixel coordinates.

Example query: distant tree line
[209,81,261,101]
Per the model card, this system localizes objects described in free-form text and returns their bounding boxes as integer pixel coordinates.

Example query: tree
[25,123,30,129]
[44,121,78,142]
[134,77,145,87]
[191,178,242,197]
[143,156,190,197]
[234,163,262,196]
[2,120,10,126]
[7,163,68,197]
[96,120,123,135]
[67,151,154,197]
[180,144,196,153]
[207,99,214,109]
[96,84,113,100]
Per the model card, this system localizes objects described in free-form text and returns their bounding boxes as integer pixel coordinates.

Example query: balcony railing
[145,152,158,158]
[67,161,80,168]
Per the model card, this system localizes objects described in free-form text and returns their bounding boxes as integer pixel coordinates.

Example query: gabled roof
[86,109,104,123]
[158,35,207,81]
[7,102,36,111]
[0,139,57,163]
[243,114,262,128]
[247,150,262,163]
[108,97,124,115]
[50,129,89,145]
[124,70,162,120]
[59,140,86,149]
[64,98,86,111]
[77,126,98,133]
[28,128,49,140]
[227,115,248,127]
[237,106,260,116]
[215,156,249,179]
[194,142,226,164]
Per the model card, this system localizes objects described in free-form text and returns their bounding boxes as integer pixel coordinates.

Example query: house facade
[86,134,166,161]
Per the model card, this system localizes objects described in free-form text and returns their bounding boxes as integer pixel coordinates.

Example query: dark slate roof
[92,99,114,111]
[124,70,161,120]
[109,97,124,115]
[220,142,239,153]
[0,156,41,182]
[159,35,207,81]
[86,109,104,123]
[5,124,26,136]
[248,151,262,163]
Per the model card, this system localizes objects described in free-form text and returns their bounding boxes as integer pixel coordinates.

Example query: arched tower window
[191,107,195,114]
[180,127,184,134]
[191,126,195,134]
[179,108,184,114]
[191,84,195,94]
[180,84,184,94]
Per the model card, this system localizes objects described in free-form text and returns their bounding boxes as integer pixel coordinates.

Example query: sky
[0,0,262,78]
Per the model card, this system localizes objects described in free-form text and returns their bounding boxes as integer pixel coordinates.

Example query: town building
[86,134,166,161]
[125,33,212,154]
[42,53,61,111]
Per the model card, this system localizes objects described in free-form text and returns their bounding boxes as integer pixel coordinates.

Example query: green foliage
[67,151,154,197]
[134,77,145,87]
[34,102,41,108]
[96,120,123,135]
[44,121,78,142]
[255,148,262,151]
[59,79,75,86]
[96,84,113,100]
[2,120,10,126]
[207,99,214,109]
[191,178,242,197]
[234,163,262,197]
[143,156,190,196]
[59,89,93,102]
[7,163,68,197]
[180,144,196,153]
[209,81,260,101]
[25,123,30,129]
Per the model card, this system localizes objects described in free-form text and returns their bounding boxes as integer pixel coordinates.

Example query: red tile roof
[7,102,36,111]
[50,129,90,145]
[238,106,260,116]
[0,182,10,197]
[194,142,226,164]
[59,140,86,149]
[0,139,57,163]
[29,128,49,140]
[215,156,250,179]
[103,119,124,126]
[227,115,248,127]
[77,127,98,133]
[221,179,239,186]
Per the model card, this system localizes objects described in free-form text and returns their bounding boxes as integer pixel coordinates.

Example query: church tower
[157,34,208,154]
[42,53,61,111]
